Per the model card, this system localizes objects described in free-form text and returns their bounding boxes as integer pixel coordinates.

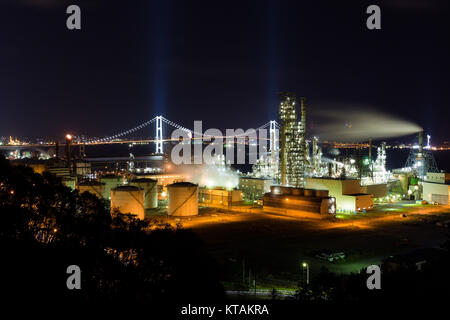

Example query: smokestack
[368,139,372,164]
[419,131,424,154]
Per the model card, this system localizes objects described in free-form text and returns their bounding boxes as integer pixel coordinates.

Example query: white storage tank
[77,180,106,199]
[168,182,198,216]
[129,178,158,209]
[99,174,123,200]
[110,186,145,219]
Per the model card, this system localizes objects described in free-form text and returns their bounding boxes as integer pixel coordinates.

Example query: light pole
[302,261,309,285]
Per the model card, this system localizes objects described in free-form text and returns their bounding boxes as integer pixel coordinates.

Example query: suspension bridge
[1,116,280,154]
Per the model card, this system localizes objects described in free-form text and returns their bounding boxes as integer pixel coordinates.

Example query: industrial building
[11,158,91,182]
[391,170,414,194]
[365,141,389,185]
[263,186,336,218]
[75,161,91,176]
[360,184,387,199]
[423,172,450,204]
[305,177,373,213]
[10,159,48,174]
[391,169,421,200]
[309,136,323,176]
[239,177,273,201]
[405,131,438,179]
[424,172,450,184]
[198,187,242,208]
[47,166,71,180]
[278,93,307,188]
[86,154,165,173]
[251,121,279,180]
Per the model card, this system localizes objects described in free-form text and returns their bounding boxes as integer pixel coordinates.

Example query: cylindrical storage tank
[77,180,106,199]
[129,178,158,209]
[291,188,304,196]
[315,189,329,197]
[99,174,123,200]
[168,182,198,216]
[303,189,314,197]
[110,186,145,219]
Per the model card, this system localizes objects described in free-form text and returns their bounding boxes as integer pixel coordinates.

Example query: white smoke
[170,163,239,190]
[310,104,422,142]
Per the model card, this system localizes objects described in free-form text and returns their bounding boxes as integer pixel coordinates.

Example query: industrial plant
[2,91,446,221]
[4,0,450,310]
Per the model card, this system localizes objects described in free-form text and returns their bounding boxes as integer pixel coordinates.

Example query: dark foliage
[0,156,224,304]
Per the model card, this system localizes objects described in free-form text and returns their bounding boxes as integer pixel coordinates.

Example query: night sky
[1,0,449,142]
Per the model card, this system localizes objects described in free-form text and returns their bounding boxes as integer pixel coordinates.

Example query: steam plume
[309,104,422,142]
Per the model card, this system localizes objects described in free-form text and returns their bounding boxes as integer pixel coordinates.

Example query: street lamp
[302,261,309,285]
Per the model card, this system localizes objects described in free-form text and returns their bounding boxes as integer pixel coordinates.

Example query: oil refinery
[2,92,446,220]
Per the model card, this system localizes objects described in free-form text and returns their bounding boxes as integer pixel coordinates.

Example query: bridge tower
[155,116,163,154]
[269,120,278,153]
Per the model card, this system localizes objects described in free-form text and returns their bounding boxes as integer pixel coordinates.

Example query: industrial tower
[279,93,307,187]
[311,136,322,176]
[405,131,438,179]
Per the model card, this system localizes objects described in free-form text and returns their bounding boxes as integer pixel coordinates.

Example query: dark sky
[1,0,449,142]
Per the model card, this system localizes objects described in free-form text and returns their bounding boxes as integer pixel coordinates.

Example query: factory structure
[5,91,447,220]
[422,173,450,205]
[404,131,439,179]
[305,178,373,213]
[263,185,336,217]
[279,93,307,187]
[247,93,442,216]
[259,93,351,216]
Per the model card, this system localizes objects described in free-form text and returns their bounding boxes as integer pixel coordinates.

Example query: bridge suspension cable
[85,116,279,147]
[162,117,278,138]
[88,117,158,143]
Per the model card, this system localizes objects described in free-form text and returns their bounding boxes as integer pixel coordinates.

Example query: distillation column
[278,93,306,187]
